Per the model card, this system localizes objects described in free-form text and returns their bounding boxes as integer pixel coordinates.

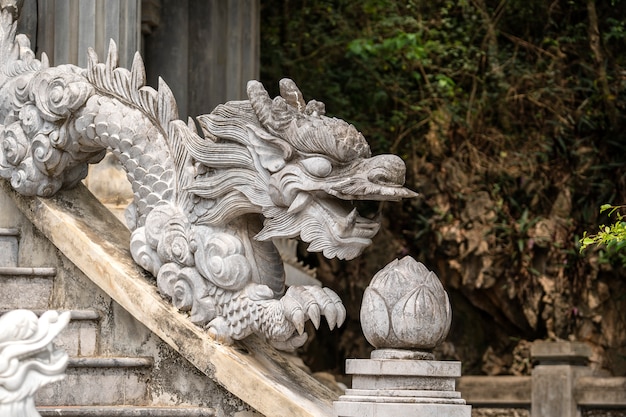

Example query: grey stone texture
[531,341,594,417]
[0,228,18,266]
[334,402,472,417]
[346,358,461,377]
[471,409,530,417]
[352,375,457,391]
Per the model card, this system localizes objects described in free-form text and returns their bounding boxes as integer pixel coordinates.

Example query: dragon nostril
[367,155,406,185]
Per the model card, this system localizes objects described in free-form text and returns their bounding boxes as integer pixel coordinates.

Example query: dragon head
[187,79,417,260]
[0,310,69,404]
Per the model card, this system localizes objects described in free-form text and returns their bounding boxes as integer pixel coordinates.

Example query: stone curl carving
[0,310,70,417]
[0,7,417,349]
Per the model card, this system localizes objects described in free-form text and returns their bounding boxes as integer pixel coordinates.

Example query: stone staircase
[0,227,217,417]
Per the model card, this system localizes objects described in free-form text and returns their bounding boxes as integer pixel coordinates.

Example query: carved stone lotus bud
[360,256,451,353]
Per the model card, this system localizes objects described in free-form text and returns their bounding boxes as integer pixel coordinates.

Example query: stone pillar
[35,0,141,68]
[531,341,594,417]
[334,257,471,417]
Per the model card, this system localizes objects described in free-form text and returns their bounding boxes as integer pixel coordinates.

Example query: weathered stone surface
[345,388,462,399]
[37,406,218,416]
[575,376,626,407]
[36,357,153,406]
[351,375,457,391]
[457,376,531,407]
[471,409,530,417]
[54,310,100,357]
[334,401,472,417]
[0,228,18,266]
[346,359,461,377]
[0,267,56,309]
[337,256,470,416]
[0,184,259,416]
[531,364,593,417]
[531,340,592,364]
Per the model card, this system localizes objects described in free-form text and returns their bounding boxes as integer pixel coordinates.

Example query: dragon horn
[279,78,306,113]
[247,80,297,138]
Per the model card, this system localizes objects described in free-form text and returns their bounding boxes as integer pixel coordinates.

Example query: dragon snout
[366,154,407,186]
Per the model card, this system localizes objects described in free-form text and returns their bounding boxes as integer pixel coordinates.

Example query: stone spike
[105,39,118,74]
[130,51,146,90]
[157,77,178,128]
[40,51,49,69]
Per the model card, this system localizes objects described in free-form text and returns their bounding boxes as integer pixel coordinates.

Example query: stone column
[334,257,471,417]
[531,341,593,417]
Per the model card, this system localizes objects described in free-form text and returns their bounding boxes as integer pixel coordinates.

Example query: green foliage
[580,205,626,266]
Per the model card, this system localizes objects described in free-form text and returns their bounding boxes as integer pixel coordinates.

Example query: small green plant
[580,204,626,265]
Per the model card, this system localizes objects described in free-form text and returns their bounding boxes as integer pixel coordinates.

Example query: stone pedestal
[335,258,472,416]
[334,355,471,417]
[531,341,594,417]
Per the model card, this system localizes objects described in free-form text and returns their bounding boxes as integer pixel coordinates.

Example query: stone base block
[346,388,462,399]
[334,400,472,417]
[352,374,456,391]
[346,359,461,377]
[337,358,471,416]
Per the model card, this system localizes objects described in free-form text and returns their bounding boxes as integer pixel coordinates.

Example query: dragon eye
[301,157,333,177]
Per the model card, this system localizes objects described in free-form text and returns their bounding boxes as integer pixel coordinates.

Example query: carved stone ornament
[0,6,417,350]
[0,310,70,417]
[361,256,452,357]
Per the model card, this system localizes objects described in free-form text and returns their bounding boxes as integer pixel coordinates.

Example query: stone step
[57,309,101,357]
[0,309,101,357]
[36,357,154,406]
[0,227,19,267]
[37,406,216,417]
[0,266,56,309]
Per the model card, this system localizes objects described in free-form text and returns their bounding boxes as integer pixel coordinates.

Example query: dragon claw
[282,285,346,336]
[323,287,346,327]
[324,304,338,330]
[293,310,305,335]
[308,304,321,329]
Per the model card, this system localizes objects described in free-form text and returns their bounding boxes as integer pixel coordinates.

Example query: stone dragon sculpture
[0,6,416,349]
[0,310,70,417]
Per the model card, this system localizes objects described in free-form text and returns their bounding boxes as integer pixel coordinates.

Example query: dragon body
[0,8,416,349]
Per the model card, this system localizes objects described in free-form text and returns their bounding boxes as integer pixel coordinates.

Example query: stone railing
[459,341,626,417]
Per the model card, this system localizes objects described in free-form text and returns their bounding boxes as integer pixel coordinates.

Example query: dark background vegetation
[260,0,626,377]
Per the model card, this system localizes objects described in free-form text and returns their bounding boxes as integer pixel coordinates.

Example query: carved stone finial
[360,256,452,359]
[0,310,70,417]
[335,260,470,417]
